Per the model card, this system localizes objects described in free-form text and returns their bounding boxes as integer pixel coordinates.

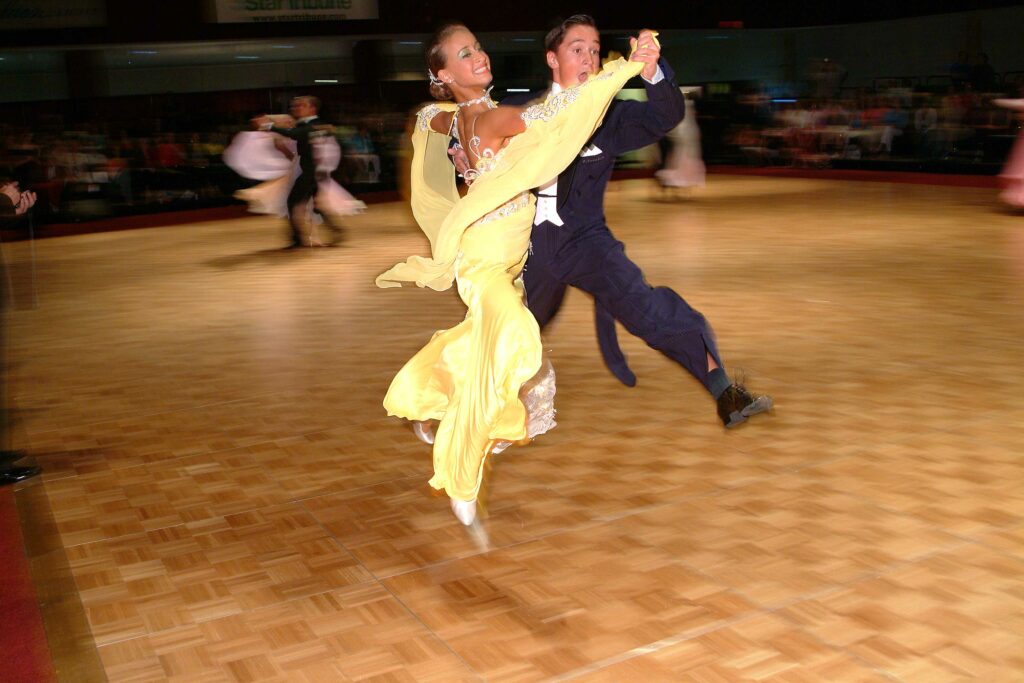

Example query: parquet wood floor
[6,176,1023,681]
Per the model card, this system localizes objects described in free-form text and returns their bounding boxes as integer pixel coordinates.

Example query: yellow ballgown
[378,58,644,502]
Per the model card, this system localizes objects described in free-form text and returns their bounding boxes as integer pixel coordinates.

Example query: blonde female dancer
[377,23,651,526]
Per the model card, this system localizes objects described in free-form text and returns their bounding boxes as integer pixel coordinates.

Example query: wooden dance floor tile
[571,613,892,682]
[382,521,758,680]
[6,176,1024,680]
[777,542,1024,679]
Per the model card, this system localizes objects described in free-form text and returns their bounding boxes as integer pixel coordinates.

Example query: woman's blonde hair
[425,22,468,101]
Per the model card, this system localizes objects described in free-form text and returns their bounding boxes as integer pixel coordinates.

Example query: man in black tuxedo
[0,180,41,484]
[260,96,342,248]
[505,16,772,428]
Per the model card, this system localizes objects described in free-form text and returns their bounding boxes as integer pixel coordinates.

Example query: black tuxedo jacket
[271,116,321,182]
[502,59,684,230]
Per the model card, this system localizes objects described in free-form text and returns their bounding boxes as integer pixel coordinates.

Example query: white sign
[210,0,378,23]
[0,0,105,29]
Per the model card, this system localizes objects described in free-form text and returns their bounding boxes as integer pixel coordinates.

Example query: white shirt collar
[298,115,318,124]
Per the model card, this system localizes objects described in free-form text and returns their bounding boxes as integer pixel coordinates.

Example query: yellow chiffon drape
[379,58,644,501]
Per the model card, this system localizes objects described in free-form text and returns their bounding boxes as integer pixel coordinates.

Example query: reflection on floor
[7,176,1023,681]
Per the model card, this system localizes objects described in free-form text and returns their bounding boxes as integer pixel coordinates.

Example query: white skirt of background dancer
[223,131,366,222]
[656,96,706,189]
[995,99,1024,209]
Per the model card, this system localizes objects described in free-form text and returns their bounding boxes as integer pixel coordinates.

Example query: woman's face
[438,28,492,91]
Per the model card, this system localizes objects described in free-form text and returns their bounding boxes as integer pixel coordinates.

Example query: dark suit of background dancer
[505,16,772,428]
[258,96,343,248]
[0,179,41,484]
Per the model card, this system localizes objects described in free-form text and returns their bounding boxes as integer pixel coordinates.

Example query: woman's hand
[629,29,661,81]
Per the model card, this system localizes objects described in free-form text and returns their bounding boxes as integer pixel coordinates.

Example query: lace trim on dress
[521,357,557,439]
[491,357,557,454]
[521,87,581,125]
[417,104,444,132]
[521,63,626,126]
[473,191,530,226]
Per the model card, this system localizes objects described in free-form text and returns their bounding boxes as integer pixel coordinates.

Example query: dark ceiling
[2,0,1022,48]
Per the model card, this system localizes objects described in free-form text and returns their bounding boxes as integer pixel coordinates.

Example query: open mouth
[577,72,589,84]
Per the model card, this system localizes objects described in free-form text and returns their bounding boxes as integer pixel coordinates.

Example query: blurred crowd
[713,53,1023,170]
[0,106,408,224]
[2,50,1022,226]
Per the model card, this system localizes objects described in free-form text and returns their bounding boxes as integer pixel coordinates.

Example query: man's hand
[17,189,37,215]
[448,143,471,178]
[629,29,661,81]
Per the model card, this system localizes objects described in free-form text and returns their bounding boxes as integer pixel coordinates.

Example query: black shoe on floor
[717,384,773,429]
[0,450,25,466]
[0,465,41,486]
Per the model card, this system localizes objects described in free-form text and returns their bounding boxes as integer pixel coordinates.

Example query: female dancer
[377,23,650,526]
[657,89,706,193]
[995,96,1024,209]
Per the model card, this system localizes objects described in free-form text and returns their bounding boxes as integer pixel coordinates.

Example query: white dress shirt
[533,65,664,227]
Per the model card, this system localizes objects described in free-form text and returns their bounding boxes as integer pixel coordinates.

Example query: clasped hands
[1,181,36,216]
[628,29,661,81]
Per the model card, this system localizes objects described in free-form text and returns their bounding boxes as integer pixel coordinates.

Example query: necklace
[457,86,496,109]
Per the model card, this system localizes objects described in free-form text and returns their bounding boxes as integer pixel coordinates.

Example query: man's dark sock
[708,368,732,399]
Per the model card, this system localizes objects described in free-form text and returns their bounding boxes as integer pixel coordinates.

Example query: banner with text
[209,0,377,23]
[0,0,106,29]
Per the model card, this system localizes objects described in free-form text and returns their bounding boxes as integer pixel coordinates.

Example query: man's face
[290,98,315,119]
[547,24,601,87]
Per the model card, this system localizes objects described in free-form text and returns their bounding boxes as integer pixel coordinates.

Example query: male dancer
[506,16,772,427]
[258,96,343,248]
[0,180,41,484]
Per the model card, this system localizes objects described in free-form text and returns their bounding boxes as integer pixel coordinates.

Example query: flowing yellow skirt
[383,193,552,501]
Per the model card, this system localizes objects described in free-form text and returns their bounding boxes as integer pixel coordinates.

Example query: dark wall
[3,0,1024,48]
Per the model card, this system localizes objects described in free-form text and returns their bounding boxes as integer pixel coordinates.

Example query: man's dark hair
[544,14,598,53]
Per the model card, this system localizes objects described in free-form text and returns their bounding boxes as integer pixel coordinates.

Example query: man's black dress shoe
[717,384,773,428]
[0,465,41,486]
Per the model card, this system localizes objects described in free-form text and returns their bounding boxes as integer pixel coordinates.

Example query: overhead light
[772,98,797,103]
[235,55,260,60]
[314,79,338,83]
[506,88,530,92]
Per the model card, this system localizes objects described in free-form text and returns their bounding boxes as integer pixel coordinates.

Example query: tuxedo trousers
[524,219,723,392]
